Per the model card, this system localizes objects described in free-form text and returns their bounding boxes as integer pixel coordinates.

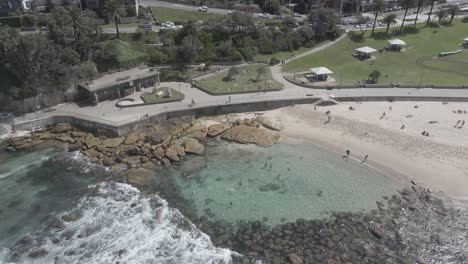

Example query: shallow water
[171,140,401,225]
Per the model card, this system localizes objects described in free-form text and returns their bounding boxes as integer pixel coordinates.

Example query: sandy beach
[225,101,468,200]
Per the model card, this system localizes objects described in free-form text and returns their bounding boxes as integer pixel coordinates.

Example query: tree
[104,0,126,39]
[308,8,340,40]
[399,0,415,33]
[435,9,448,23]
[227,66,239,81]
[178,35,203,63]
[448,5,460,23]
[383,14,397,35]
[0,27,72,97]
[256,66,267,82]
[425,0,436,26]
[413,0,426,27]
[47,6,98,60]
[371,0,384,36]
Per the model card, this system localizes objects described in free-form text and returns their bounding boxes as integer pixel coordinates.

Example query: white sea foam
[3,182,236,264]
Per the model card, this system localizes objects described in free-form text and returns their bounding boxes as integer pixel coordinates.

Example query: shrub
[75,62,98,80]
[427,21,440,27]
[462,16,468,23]
[125,5,137,17]
[368,70,381,84]
[0,16,22,28]
[269,56,280,65]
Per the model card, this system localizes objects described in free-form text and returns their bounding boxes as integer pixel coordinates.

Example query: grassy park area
[196,65,283,94]
[284,20,468,85]
[141,87,184,104]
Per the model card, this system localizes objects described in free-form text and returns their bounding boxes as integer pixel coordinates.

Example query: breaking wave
[1,182,235,264]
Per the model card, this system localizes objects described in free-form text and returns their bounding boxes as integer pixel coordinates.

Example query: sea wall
[12,94,468,137]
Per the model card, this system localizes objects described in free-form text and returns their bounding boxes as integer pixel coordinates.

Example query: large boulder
[164,147,180,162]
[101,137,124,148]
[152,147,165,160]
[84,136,103,149]
[255,116,284,131]
[207,123,232,137]
[288,253,303,264]
[183,138,204,155]
[56,134,75,143]
[124,127,154,145]
[185,125,207,140]
[221,125,277,147]
[52,123,71,133]
[165,116,193,136]
[126,167,155,187]
[146,129,171,145]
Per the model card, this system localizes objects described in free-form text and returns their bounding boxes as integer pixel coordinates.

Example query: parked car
[198,6,208,12]
[227,10,233,14]
[293,13,302,18]
[258,13,269,18]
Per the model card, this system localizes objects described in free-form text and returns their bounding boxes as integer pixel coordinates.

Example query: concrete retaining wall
[12,94,468,137]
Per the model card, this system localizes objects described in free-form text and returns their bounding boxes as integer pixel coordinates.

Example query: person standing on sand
[343,150,350,159]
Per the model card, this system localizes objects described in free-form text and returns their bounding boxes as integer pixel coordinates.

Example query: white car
[258,13,269,18]
[227,10,233,14]
[293,13,302,18]
[198,6,208,12]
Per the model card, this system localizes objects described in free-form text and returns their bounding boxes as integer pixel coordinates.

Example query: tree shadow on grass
[348,32,365,43]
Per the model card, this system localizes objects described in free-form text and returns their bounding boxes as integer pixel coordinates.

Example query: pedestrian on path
[361,154,368,164]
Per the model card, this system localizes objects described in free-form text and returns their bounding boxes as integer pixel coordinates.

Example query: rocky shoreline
[4,115,281,186]
[197,183,468,264]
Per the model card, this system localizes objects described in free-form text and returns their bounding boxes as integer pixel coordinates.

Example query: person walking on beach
[343,150,350,159]
[361,154,368,164]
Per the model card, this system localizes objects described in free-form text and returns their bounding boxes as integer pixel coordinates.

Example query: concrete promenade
[12,35,468,135]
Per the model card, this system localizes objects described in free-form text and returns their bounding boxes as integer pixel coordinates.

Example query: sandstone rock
[207,123,232,137]
[70,131,88,138]
[101,137,124,148]
[221,125,276,147]
[165,148,180,162]
[126,167,155,186]
[56,134,75,143]
[120,156,143,167]
[255,116,284,131]
[84,136,103,149]
[161,158,171,167]
[166,117,192,136]
[185,125,207,140]
[111,163,128,173]
[183,138,204,155]
[52,123,71,133]
[103,157,116,166]
[173,145,185,156]
[288,253,303,264]
[147,129,171,145]
[37,132,56,140]
[369,224,384,238]
[68,142,82,152]
[153,147,165,160]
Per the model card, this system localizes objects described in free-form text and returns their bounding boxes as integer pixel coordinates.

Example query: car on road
[227,10,233,14]
[258,13,269,18]
[293,13,302,18]
[198,6,208,12]
[139,22,152,31]
[21,26,35,31]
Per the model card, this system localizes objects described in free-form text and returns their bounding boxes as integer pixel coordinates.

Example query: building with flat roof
[77,66,160,105]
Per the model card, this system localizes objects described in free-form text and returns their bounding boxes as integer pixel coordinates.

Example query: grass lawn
[196,65,283,94]
[284,20,468,85]
[253,42,329,63]
[151,7,222,23]
[141,88,184,104]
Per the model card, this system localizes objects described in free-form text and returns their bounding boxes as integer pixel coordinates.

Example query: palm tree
[399,0,415,33]
[435,9,448,23]
[448,5,460,23]
[371,0,384,36]
[425,0,436,26]
[104,0,126,38]
[413,0,426,27]
[383,13,397,35]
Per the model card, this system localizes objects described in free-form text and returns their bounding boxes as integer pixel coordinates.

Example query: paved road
[140,0,232,15]
[101,26,160,34]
